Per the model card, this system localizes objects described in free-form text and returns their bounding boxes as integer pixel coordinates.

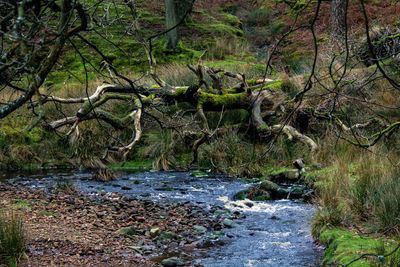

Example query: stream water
[1,169,323,266]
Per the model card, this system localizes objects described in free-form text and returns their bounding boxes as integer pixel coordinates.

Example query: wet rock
[150,227,160,237]
[212,223,222,230]
[293,158,306,170]
[193,225,207,233]
[244,201,254,208]
[287,186,305,199]
[302,190,314,202]
[121,186,132,190]
[250,180,278,201]
[212,231,224,236]
[260,180,279,190]
[223,219,239,228]
[161,257,184,267]
[160,231,179,240]
[129,246,143,253]
[267,169,300,183]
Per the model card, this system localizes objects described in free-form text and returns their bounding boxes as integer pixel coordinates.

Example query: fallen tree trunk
[46,65,317,163]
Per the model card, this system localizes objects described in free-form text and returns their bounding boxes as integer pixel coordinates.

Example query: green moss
[198,92,248,107]
[220,13,243,28]
[0,127,46,148]
[174,87,190,96]
[190,21,244,38]
[246,8,273,27]
[281,50,314,75]
[319,228,400,266]
[152,40,201,65]
[253,195,271,201]
[140,10,165,24]
[209,23,243,37]
[15,201,29,207]
[21,163,43,170]
[234,190,248,200]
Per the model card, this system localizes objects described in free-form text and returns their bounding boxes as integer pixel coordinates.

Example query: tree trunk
[164,0,192,50]
[164,0,180,50]
[330,0,347,37]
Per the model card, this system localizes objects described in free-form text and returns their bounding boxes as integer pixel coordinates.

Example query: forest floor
[0,182,232,266]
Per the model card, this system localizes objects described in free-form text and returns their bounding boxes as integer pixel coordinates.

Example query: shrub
[246,8,273,27]
[0,210,26,266]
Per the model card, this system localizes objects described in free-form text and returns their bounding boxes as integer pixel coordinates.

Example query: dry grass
[207,36,253,60]
[312,141,400,237]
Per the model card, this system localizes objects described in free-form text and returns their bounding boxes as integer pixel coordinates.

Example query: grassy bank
[310,145,400,266]
[318,228,400,266]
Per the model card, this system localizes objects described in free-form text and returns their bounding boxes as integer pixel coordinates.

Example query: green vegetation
[312,153,400,236]
[109,160,152,170]
[318,228,400,266]
[0,210,26,266]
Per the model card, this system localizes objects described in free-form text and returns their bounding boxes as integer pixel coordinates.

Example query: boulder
[161,257,184,267]
[223,219,239,228]
[247,180,287,201]
[267,169,300,183]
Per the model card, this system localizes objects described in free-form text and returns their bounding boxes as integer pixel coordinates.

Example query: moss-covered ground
[319,228,400,266]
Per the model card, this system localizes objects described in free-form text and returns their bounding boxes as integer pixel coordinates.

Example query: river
[1,169,323,266]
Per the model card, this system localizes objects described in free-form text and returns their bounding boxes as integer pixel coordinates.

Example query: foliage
[0,210,26,266]
[198,129,266,177]
[139,131,183,171]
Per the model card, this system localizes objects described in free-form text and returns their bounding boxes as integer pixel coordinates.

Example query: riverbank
[0,182,232,266]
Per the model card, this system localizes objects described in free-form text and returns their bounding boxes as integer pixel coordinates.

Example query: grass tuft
[0,210,26,266]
